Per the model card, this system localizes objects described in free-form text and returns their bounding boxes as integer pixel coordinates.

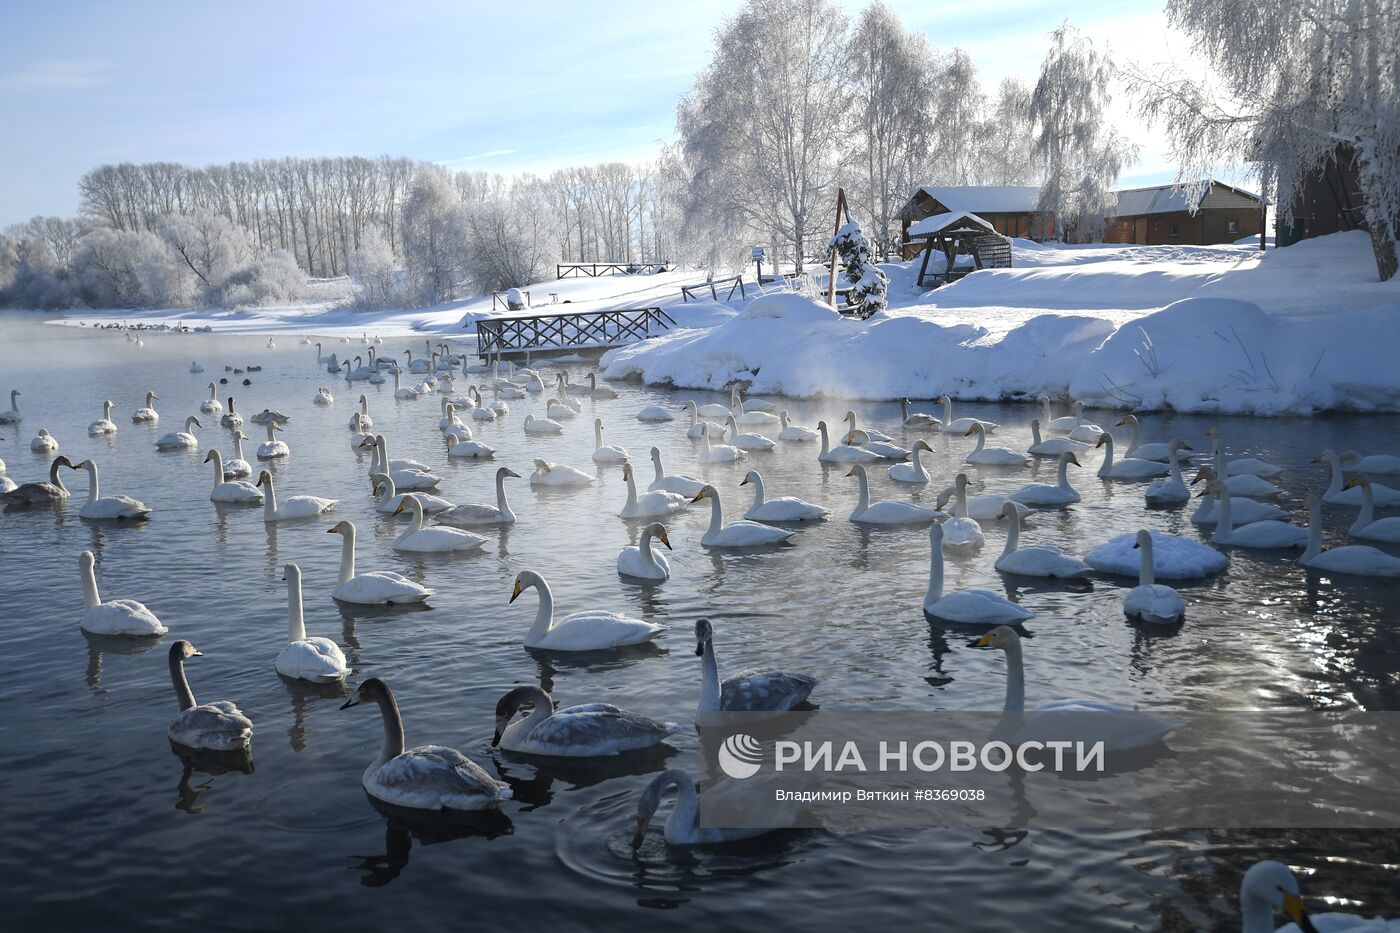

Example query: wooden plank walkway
[474,306,679,360]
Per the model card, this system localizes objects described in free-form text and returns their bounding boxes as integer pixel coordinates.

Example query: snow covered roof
[915,185,1041,214]
[907,210,999,237]
[1113,181,1263,216]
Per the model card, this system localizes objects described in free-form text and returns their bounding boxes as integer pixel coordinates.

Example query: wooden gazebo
[909,211,1013,287]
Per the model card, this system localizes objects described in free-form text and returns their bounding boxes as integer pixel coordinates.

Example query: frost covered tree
[349,227,402,311]
[928,49,984,187]
[1126,0,1400,280]
[1030,25,1137,240]
[975,78,1040,186]
[829,219,888,318]
[399,165,469,305]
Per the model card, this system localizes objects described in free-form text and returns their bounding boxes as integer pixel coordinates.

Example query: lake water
[4,316,1399,931]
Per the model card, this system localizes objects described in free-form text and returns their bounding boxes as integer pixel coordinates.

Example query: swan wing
[720,667,816,712]
[368,745,508,810]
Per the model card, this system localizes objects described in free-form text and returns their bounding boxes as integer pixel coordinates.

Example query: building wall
[1103,209,1262,246]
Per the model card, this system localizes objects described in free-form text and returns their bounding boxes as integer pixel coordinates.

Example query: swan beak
[1343,477,1361,489]
[393,501,405,514]
[1195,487,1210,497]
[1191,471,1207,484]
[491,715,511,746]
[1180,442,1193,451]
[358,438,374,447]
[630,815,649,848]
[1115,417,1129,426]
[326,526,337,533]
[660,533,673,550]
[191,649,204,657]
[509,583,522,603]
[739,477,749,486]
[339,697,359,710]
[1132,541,1141,549]
[694,643,705,657]
[1282,893,1316,932]
[1095,435,1108,448]
[203,451,214,462]
[973,634,993,648]
[963,427,975,436]
[691,490,706,502]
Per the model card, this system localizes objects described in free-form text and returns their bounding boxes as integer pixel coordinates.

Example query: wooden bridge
[556,261,670,279]
[474,306,679,359]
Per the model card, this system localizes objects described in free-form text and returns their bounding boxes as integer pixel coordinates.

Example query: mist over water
[4,314,1399,931]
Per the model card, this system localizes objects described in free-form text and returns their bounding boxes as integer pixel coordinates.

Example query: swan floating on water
[1301,494,1400,577]
[255,421,289,460]
[275,563,349,683]
[847,464,942,525]
[1095,431,1170,479]
[695,618,815,719]
[492,684,681,757]
[256,470,335,522]
[618,522,672,581]
[31,429,59,453]
[328,520,432,603]
[74,459,151,520]
[1121,530,1186,625]
[1028,418,1088,458]
[935,474,1031,521]
[964,423,1028,466]
[0,389,21,424]
[777,410,818,442]
[1318,449,1400,506]
[724,414,776,451]
[131,391,159,423]
[631,769,779,846]
[2,454,71,506]
[435,467,518,526]
[844,428,908,461]
[1346,476,1400,543]
[1205,481,1309,549]
[1065,402,1104,444]
[445,429,495,459]
[88,400,117,435]
[1008,452,1082,507]
[1238,858,1392,932]
[649,447,704,496]
[524,413,563,435]
[699,422,745,463]
[199,384,222,414]
[937,474,986,548]
[154,416,200,451]
[1087,527,1227,579]
[204,450,261,503]
[938,396,997,435]
[741,469,828,522]
[371,472,452,515]
[79,550,168,636]
[900,397,941,429]
[683,401,722,439]
[530,458,593,487]
[924,523,1031,625]
[1205,426,1283,478]
[816,420,880,464]
[637,402,675,422]
[694,484,795,546]
[889,439,933,484]
[1038,396,1078,434]
[994,501,1090,578]
[1191,468,1287,525]
[1114,414,1177,462]
[1340,449,1400,476]
[1143,441,1192,505]
[843,410,894,444]
[511,569,662,650]
[224,430,253,478]
[591,418,629,462]
[392,495,486,553]
[621,461,688,518]
[168,641,253,752]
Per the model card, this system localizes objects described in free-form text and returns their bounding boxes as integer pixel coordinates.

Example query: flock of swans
[3,333,1398,930]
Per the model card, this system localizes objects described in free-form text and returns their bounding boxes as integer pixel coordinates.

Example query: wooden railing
[680,274,747,302]
[556,261,670,278]
[474,306,679,359]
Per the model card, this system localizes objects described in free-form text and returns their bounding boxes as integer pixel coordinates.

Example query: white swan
[696,397,731,419]
[1028,418,1089,457]
[0,389,21,424]
[620,461,688,518]
[938,395,997,434]
[1038,395,1079,434]
[189,360,205,373]
[724,414,775,451]
[924,524,1032,624]
[341,678,509,811]
[363,435,439,490]
[1205,481,1309,548]
[847,463,942,525]
[1238,859,1391,933]
[1007,452,1082,507]
[1095,431,1170,479]
[843,409,894,443]
[255,421,289,460]
[974,626,1179,749]
[777,409,818,442]
[523,413,563,435]
[994,502,1090,578]
[618,522,672,581]
[637,402,675,422]
[1121,530,1187,625]
[964,422,1029,466]
[437,399,465,433]
[225,430,253,478]
[199,383,222,414]
[1088,526,1226,580]
[313,386,334,406]
[935,476,1032,521]
[31,428,59,453]
[492,684,680,757]
[1143,440,1192,505]
[250,407,290,426]
[88,400,117,435]
[371,472,452,515]
[154,416,200,451]
[844,428,909,461]
[731,388,780,428]
[1301,494,1400,577]
[168,641,253,752]
[937,473,987,548]
[204,450,261,503]
[511,570,662,650]
[682,400,722,439]
[74,459,151,520]
[578,372,618,399]
[592,418,629,462]
[630,769,775,847]
[467,385,496,420]
[649,447,705,496]
[256,470,336,522]
[392,369,419,400]
[694,618,815,717]
[693,483,795,546]
[741,469,828,522]
[1065,401,1105,444]
[445,429,495,459]
[218,397,243,430]
[435,467,519,526]
[889,439,933,484]
[131,391,159,423]
[900,396,941,429]
[392,495,486,553]
[699,422,745,463]
[816,420,881,464]
[1190,468,1287,525]
[1340,449,1400,476]
[275,563,349,682]
[1346,476,1400,543]
[1114,414,1177,462]
[79,550,167,636]
[1205,426,1283,478]
[328,520,432,603]
[530,458,593,487]
[1319,449,1400,506]
[546,395,576,420]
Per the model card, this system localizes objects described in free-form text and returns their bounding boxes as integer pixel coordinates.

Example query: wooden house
[899,186,1049,256]
[1103,181,1264,245]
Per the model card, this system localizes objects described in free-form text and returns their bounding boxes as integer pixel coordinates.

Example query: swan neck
[1057,456,1070,489]
[81,559,100,609]
[209,450,223,488]
[1031,420,1043,444]
[749,473,766,508]
[495,472,513,521]
[973,427,986,453]
[1354,483,1374,529]
[854,469,870,514]
[1140,537,1156,586]
[1324,452,1343,496]
[707,493,723,535]
[927,533,944,602]
[1002,509,1021,557]
[594,421,603,448]
[288,575,306,643]
[525,579,555,641]
[169,653,196,713]
[652,453,665,485]
[625,471,639,509]
[1215,487,1233,538]
[373,693,406,770]
[339,528,356,584]
[49,457,68,493]
[955,481,968,517]
[85,461,99,504]
[818,424,830,456]
[1003,640,1026,713]
[699,641,721,710]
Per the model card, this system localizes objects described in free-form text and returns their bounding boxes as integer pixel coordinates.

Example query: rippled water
[4,316,1399,931]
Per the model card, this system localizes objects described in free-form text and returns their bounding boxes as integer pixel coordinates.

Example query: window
[1169,223,1180,238]
[1227,219,1239,233]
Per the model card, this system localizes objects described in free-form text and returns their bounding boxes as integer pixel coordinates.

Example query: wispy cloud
[0,58,109,92]
[438,149,517,168]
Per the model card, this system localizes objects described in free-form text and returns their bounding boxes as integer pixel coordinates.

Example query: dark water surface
[3,317,1398,931]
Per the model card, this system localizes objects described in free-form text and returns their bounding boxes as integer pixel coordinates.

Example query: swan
[435,467,519,527]
[552,375,581,412]
[1121,530,1187,624]
[777,410,818,442]
[1028,418,1089,457]
[522,413,563,436]
[371,472,452,515]
[724,414,775,451]
[74,459,151,520]
[618,522,672,581]
[1205,481,1309,548]
[620,461,688,518]
[816,420,881,464]
[224,430,253,478]
[733,386,776,413]
[267,337,276,349]
[592,418,629,462]
[0,389,21,424]
[204,450,261,503]
[546,395,576,421]
[741,469,828,522]
[682,400,722,439]
[1114,414,1178,462]
[1340,449,1400,476]
[313,386,334,406]
[154,417,200,451]
[492,684,680,757]
[843,410,894,443]
[255,421,289,460]
[699,422,745,463]
[328,521,432,603]
[844,428,909,461]
[1205,427,1284,478]
[256,470,336,522]
[695,395,731,419]
[392,495,486,553]
[693,483,795,546]
[888,439,933,484]
[1007,452,1082,507]
[275,563,349,683]
[649,447,705,496]
[363,435,439,489]
[994,502,1090,578]
[189,360,204,373]
[637,402,675,422]
[1346,476,1400,543]
[964,423,1029,466]
[938,396,997,435]
[631,769,776,847]
[1301,494,1400,577]
[1198,441,1283,498]
[31,429,59,453]
[579,372,618,399]
[219,397,243,430]
[341,677,509,811]
[495,381,523,400]
[694,618,815,717]
[900,397,941,429]
[1038,395,1079,434]
[530,458,593,487]
[167,641,253,752]
[1,454,71,506]
[437,399,465,433]
[1143,440,1192,505]
[1065,402,1105,444]
[1239,859,1391,933]
[1095,431,1170,479]
[1087,527,1227,579]
[1319,449,1400,506]
[199,384,222,414]
[131,391,159,423]
[467,386,496,421]
[847,463,942,525]
[88,400,118,435]
[79,550,168,636]
[1190,477,1287,525]
[392,369,419,400]
[935,476,1032,521]
[937,473,988,548]
[511,570,662,649]
[924,524,1031,624]
[249,407,290,426]
[974,626,1180,749]
[444,430,495,459]
[731,388,780,428]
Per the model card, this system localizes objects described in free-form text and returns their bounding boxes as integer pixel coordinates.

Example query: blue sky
[0,0,1204,227]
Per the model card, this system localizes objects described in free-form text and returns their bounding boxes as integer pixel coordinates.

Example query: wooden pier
[474,306,679,360]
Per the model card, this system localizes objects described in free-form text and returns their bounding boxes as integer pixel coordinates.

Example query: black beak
[694,644,704,657]
[490,730,502,747]
[340,697,359,710]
